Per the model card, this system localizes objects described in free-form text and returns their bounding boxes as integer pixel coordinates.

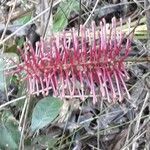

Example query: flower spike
[15,17,133,103]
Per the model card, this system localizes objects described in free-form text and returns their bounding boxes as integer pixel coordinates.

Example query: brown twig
[43,0,54,38]
[1,7,34,23]
[125,56,150,62]
[0,0,17,42]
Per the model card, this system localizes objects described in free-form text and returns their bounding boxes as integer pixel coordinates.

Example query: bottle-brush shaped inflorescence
[16,17,133,104]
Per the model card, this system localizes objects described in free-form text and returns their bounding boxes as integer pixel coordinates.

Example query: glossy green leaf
[31,97,63,132]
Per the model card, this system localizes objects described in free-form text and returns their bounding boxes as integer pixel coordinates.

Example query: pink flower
[16,17,133,104]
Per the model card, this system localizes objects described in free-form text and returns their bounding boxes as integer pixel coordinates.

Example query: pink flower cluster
[17,17,132,103]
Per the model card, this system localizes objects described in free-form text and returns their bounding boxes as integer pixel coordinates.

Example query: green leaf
[14,12,32,25]
[31,97,63,132]
[33,135,58,149]
[0,110,20,150]
[5,44,17,53]
[53,0,79,32]
[53,12,68,32]
[16,37,25,47]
